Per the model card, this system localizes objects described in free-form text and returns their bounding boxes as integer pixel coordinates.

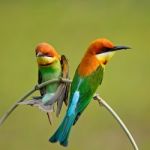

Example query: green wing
[69,66,104,124]
[38,70,46,96]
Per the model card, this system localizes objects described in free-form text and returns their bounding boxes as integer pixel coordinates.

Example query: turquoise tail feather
[49,91,80,146]
[49,114,76,146]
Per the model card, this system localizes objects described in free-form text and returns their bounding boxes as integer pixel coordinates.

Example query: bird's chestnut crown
[87,38,130,55]
[87,39,114,54]
[86,38,130,66]
[35,43,60,66]
[35,43,59,58]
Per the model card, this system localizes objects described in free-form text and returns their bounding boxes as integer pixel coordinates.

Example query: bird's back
[68,65,104,117]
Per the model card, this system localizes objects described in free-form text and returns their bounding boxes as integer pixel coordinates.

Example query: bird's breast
[78,54,100,76]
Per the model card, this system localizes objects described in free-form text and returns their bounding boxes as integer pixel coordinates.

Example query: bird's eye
[98,47,111,54]
[45,52,52,57]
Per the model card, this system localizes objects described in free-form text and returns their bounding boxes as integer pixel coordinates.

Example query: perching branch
[93,94,139,150]
[0,78,71,126]
[0,87,35,126]
[0,78,138,150]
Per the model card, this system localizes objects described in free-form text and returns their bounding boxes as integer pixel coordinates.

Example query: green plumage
[38,60,62,103]
[50,65,104,146]
[50,38,128,146]
[70,66,104,117]
[19,55,70,117]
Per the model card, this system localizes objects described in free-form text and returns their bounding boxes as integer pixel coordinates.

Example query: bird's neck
[78,53,102,76]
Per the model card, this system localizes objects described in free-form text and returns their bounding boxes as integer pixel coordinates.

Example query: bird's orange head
[87,38,130,65]
[78,38,130,76]
[35,43,60,66]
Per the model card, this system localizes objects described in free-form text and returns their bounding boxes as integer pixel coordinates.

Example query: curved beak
[111,46,131,51]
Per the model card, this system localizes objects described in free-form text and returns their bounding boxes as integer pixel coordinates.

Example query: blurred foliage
[0,0,150,150]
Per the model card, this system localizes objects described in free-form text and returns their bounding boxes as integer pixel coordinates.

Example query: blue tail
[49,91,80,146]
[49,114,76,146]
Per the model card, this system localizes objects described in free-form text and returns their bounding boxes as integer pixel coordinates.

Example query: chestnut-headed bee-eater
[20,43,69,124]
[50,38,130,146]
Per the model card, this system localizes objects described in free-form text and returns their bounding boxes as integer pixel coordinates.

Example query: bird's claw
[34,84,40,90]
[93,94,103,106]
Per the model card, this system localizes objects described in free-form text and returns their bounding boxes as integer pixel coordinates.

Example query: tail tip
[60,140,68,147]
[49,137,57,143]
[49,137,68,147]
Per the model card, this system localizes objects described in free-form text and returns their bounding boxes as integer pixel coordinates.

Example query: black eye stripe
[36,52,53,57]
[46,53,53,57]
[96,47,111,54]
[45,52,49,56]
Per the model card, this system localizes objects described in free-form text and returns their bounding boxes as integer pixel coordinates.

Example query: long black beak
[111,46,131,51]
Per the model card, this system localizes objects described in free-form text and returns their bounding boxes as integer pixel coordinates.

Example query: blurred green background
[0,0,149,150]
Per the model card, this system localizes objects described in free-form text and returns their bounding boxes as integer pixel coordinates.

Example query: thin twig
[36,78,71,90]
[0,78,71,126]
[0,87,36,126]
[93,94,139,150]
[0,78,139,150]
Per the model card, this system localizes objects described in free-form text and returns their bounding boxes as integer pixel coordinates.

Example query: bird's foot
[34,84,40,90]
[93,93,103,106]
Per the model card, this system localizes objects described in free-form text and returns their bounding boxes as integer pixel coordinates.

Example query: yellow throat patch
[37,56,56,65]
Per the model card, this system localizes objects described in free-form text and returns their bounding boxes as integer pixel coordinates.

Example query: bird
[19,43,70,124]
[49,38,130,146]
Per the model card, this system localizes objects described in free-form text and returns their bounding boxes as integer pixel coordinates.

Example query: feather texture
[18,43,70,125]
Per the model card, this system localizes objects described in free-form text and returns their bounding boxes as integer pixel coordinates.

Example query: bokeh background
[0,0,149,150]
